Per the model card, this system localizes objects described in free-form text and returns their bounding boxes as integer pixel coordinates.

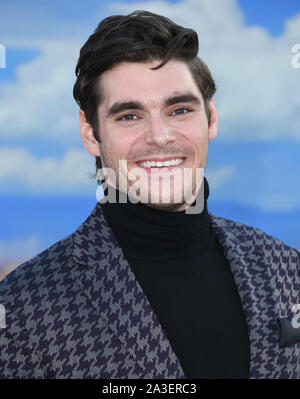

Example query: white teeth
[138,158,184,168]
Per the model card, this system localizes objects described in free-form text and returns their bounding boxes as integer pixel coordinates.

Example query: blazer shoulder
[0,233,75,305]
[0,233,76,379]
[209,211,300,260]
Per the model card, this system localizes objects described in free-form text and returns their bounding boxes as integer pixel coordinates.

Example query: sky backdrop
[0,0,300,276]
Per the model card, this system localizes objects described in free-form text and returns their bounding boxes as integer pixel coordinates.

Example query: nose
[144,114,176,147]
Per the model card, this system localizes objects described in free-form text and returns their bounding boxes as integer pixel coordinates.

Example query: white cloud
[0,0,300,141]
[0,40,80,140]
[0,1,100,45]
[0,235,40,263]
[253,194,300,212]
[0,0,299,211]
[0,144,235,196]
[108,0,300,140]
[205,165,235,189]
[0,147,96,191]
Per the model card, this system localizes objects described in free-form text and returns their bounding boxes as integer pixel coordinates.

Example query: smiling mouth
[135,157,186,172]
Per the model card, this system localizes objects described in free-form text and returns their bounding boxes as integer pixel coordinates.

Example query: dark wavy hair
[73,10,216,181]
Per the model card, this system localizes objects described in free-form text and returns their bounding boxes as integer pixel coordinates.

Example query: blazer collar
[209,213,300,378]
[72,200,299,379]
[73,201,186,379]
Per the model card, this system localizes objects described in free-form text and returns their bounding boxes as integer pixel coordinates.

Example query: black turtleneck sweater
[101,178,250,378]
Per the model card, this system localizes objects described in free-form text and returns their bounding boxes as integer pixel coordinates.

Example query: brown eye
[118,114,138,121]
[171,107,192,116]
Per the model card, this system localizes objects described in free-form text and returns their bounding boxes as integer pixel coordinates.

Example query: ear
[79,110,101,156]
[208,97,218,141]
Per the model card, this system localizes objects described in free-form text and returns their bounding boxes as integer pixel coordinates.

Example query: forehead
[99,59,203,107]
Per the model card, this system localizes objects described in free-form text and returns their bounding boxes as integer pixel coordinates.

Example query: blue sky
[0,0,299,267]
[239,0,300,36]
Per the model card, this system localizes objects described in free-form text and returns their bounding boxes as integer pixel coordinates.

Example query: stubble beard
[98,144,204,212]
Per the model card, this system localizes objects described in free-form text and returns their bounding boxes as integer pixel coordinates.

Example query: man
[0,10,300,379]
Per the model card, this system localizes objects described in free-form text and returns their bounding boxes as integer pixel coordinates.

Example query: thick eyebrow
[164,93,201,107]
[106,92,201,118]
[106,101,143,118]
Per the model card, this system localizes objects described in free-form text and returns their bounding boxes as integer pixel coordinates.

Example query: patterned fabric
[0,201,299,379]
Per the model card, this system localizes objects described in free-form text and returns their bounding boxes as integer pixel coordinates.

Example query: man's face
[80,59,218,211]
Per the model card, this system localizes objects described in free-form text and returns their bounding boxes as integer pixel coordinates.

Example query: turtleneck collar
[100,177,212,262]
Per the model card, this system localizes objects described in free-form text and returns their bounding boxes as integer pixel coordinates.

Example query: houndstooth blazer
[0,201,300,379]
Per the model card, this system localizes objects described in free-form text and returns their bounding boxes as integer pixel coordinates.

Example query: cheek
[187,130,208,164]
[106,134,134,162]
[183,125,205,152]
[179,116,206,137]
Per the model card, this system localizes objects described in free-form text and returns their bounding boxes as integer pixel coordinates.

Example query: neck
[99,177,212,262]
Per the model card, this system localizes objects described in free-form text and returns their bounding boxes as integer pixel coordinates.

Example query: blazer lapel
[209,212,299,378]
[71,201,298,379]
[72,202,185,379]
